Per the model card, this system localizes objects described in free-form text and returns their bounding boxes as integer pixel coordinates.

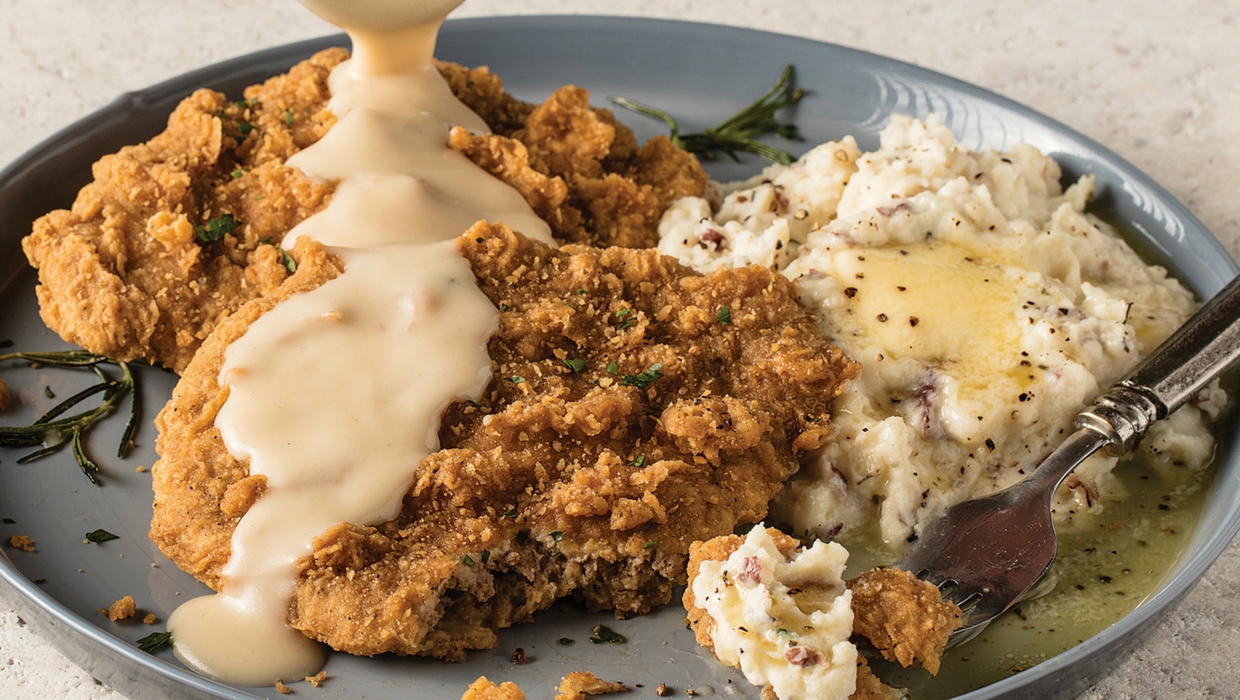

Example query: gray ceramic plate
[0,16,1236,700]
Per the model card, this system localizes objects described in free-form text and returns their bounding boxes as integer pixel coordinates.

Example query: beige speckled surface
[1,1,1238,698]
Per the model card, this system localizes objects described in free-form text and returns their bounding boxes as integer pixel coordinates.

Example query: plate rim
[1,14,1237,700]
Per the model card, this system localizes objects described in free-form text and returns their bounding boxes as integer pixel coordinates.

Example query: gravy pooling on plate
[166,0,553,684]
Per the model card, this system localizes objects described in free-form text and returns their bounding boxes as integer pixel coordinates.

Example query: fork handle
[1077,272,1240,453]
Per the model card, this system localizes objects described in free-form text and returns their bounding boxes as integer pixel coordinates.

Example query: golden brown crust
[22,49,345,373]
[26,50,702,372]
[151,222,855,660]
[461,677,527,700]
[103,595,137,622]
[846,568,962,676]
[449,85,707,248]
[555,672,626,700]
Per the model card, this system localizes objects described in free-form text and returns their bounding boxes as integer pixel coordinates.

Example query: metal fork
[894,271,1240,644]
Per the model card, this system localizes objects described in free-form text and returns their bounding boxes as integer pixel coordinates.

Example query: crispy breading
[847,567,962,676]
[555,672,626,700]
[449,85,706,248]
[685,529,953,699]
[459,672,624,700]
[150,222,855,660]
[103,595,137,622]
[22,49,344,373]
[25,50,704,372]
[462,677,526,700]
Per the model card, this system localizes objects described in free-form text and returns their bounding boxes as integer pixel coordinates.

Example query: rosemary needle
[608,64,804,165]
[0,351,138,484]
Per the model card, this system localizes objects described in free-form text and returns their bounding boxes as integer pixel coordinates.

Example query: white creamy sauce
[167,0,551,685]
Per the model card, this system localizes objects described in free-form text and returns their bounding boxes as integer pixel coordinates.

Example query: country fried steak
[150,222,856,660]
[23,48,704,372]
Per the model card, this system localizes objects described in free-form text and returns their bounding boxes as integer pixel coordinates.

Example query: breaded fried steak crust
[150,222,856,660]
[23,49,703,373]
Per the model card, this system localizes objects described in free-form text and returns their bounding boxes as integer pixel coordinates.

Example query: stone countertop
[1,0,1237,698]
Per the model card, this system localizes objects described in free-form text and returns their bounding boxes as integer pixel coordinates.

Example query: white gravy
[166,0,552,686]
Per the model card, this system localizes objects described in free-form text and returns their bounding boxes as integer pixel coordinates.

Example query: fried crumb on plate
[556,671,626,700]
[304,671,327,688]
[461,677,526,700]
[275,679,292,694]
[9,535,35,552]
[847,567,962,676]
[142,613,157,625]
[101,595,136,622]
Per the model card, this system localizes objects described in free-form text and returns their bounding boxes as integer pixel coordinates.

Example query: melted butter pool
[840,454,1211,698]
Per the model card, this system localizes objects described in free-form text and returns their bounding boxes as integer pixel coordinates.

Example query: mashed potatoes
[659,115,1224,546]
[688,526,858,700]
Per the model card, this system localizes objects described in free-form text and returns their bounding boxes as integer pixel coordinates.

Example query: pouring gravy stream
[165,0,554,685]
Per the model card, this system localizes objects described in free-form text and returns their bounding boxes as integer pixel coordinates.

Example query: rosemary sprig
[609,64,804,165]
[0,351,138,485]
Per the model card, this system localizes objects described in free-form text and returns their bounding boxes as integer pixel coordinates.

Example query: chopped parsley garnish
[85,529,119,544]
[481,549,490,564]
[462,554,475,566]
[717,305,732,326]
[629,455,645,467]
[137,631,173,653]
[621,363,663,389]
[193,214,241,244]
[504,375,526,384]
[230,167,245,179]
[499,303,511,312]
[561,358,587,373]
[1,518,15,525]
[284,108,294,126]
[33,578,46,584]
[557,637,576,646]
[615,309,633,318]
[644,541,657,549]
[280,248,297,274]
[605,362,619,375]
[237,121,255,137]
[44,386,54,399]
[577,289,587,295]
[503,508,517,519]
[550,530,564,543]
[589,624,626,644]
[559,301,577,310]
